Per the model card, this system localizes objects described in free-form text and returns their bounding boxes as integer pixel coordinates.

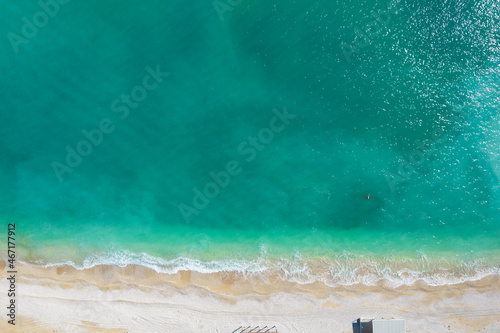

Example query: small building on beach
[353,318,406,333]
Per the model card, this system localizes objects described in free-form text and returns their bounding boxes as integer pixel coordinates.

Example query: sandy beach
[1,261,499,333]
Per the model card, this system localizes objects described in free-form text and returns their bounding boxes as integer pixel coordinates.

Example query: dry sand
[0,261,499,332]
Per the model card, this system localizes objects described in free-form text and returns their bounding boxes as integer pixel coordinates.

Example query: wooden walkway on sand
[231,325,277,333]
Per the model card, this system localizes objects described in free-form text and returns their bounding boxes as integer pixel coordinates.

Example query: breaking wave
[21,249,500,287]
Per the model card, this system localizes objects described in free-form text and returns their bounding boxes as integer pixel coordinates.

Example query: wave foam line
[19,250,500,287]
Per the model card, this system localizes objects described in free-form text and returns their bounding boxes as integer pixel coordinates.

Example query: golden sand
[0,261,499,332]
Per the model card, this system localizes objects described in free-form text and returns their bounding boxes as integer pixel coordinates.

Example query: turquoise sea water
[1,0,499,285]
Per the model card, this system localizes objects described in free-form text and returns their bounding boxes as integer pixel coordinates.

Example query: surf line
[178,107,296,224]
[51,65,169,182]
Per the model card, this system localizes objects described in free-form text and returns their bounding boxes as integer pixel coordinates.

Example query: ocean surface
[1,0,499,286]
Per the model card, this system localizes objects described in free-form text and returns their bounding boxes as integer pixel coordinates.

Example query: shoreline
[1,262,500,332]
[6,247,500,288]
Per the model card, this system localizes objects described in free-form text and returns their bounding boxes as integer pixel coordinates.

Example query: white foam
[18,250,500,287]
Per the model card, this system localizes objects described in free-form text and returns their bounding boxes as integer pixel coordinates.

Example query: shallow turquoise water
[1,0,499,285]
